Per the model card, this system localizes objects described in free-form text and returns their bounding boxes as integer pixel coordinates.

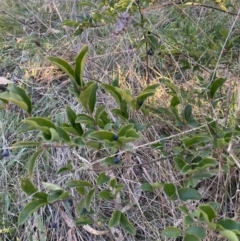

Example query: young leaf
[28,150,43,179]
[178,188,201,201]
[108,210,121,227]
[79,82,98,113]
[220,230,238,241]
[85,188,95,212]
[162,227,181,238]
[115,87,133,103]
[119,213,136,235]
[75,45,88,87]
[18,199,48,225]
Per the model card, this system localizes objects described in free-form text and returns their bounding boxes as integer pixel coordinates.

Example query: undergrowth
[1,0,240,240]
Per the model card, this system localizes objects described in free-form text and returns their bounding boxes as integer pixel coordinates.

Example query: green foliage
[2,1,240,239]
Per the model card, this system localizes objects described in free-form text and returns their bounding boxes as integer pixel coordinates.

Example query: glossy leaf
[75,45,88,86]
[217,219,240,234]
[119,213,136,235]
[162,226,181,238]
[178,188,201,201]
[28,150,43,179]
[18,199,48,225]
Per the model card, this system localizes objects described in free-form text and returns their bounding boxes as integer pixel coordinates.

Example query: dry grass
[1,0,240,240]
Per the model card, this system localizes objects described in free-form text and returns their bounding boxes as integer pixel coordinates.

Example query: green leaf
[147,34,159,51]
[23,117,56,135]
[0,91,29,114]
[102,84,122,106]
[220,230,238,241]
[57,160,73,174]
[186,225,206,239]
[79,82,98,113]
[136,90,156,110]
[66,106,83,135]
[115,87,133,103]
[42,182,63,192]
[183,233,200,241]
[61,19,79,27]
[65,180,92,188]
[76,198,85,215]
[184,104,192,122]
[75,114,94,125]
[170,95,180,107]
[85,188,95,212]
[12,141,41,148]
[75,45,88,86]
[178,205,189,214]
[163,183,178,200]
[182,136,211,148]
[108,210,121,227]
[217,219,240,234]
[28,150,43,179]
[178,188,201,201]
[209,78,226,99]
[47,56,75,83]
[118,124,134,137]
[18,199,48,225]
[119,213,136,235]
[75,217,93,225]
[198,204,216,224]
[97,172,111,185]
[141,182,154,192]
[99,190,113,200]
[56,127,70,142]
[47,191,70,203]
[20,178,38,196]
[89,131,116,142]
[184,215,195,225]
[162,227,181,238]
